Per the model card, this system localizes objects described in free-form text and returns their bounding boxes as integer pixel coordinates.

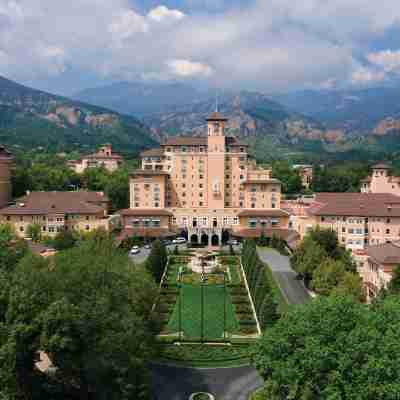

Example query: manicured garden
[167,283,239,340]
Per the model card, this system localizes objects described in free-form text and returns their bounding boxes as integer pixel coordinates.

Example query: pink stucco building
[68,144,123,174]
[118,112,296,246]
[361,163,400,195]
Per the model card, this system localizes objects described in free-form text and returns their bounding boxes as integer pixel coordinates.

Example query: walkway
[150,364,263,400]
[257,248,310,305]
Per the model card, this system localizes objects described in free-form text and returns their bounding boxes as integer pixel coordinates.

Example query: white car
[228,239,239,246]
[130,246,141,255]
[172,237,186,244]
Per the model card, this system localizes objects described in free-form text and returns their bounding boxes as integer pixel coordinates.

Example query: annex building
[119,112,296,246]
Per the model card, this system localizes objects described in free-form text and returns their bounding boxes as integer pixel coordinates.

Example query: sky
[2,0,400,95]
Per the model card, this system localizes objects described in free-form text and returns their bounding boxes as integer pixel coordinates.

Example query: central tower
[207,112,227,209]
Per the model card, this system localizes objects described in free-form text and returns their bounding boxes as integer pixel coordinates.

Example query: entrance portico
[188,228,222,247]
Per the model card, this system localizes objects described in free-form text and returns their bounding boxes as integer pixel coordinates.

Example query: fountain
[190,252,218,274]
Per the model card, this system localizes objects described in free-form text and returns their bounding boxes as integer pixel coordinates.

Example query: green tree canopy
[0,237,157,400]
[254,295,400,400]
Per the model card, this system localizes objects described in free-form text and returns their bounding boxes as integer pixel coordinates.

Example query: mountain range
[75,81,400,160]
[0,76,155,155]
[3,74,400,161]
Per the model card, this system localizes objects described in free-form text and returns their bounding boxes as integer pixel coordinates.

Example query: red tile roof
[0,191,108,215]
[0,145,13,160]
[140,148,164,157]
[310,193,400,217]
[238,209,289,218]
[207,112,228,121]
[366,241,400,265]
[161,136,248,147]
[119,209,173,217]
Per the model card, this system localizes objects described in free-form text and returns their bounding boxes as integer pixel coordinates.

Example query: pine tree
[259,293,279,330]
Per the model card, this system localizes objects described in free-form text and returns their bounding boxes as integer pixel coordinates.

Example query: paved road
[257,248,310,305]
[150,364,263,400]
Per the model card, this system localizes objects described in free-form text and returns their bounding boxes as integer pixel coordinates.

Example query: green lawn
[167,283,240,341]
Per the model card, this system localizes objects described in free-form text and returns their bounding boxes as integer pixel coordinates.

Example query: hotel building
[119,112,294,246]
[0,191,110,238]
[68,144,123,174]
[361,163,400,195]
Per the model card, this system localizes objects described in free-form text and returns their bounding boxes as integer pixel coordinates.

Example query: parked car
[144,243,151,249]
[227,239,239,246]
[130,246,140,255]
[172,237,187,244]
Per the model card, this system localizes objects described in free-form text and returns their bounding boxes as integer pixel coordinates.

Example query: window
[251,203,256,208]
[152,220,161,227]
[86,216,90,221]
[233,217,239,225]
[386,229,391,234]
[86,225,90,231]
[199,202,203,207]
[154,202,160,208]
[199,192,203,197]
[6,216,10,221]
[19,226,24,232]
[199,175,204,179]
[248,219,257,229]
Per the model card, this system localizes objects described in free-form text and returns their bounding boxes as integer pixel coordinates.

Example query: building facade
[0,146,14,209]
[0,191,110,238]
[361,163,400,195]
[120,113,294,246]
[68,144,123,174]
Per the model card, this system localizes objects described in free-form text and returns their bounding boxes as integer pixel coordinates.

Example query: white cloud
[147,5,185,22]
[3,0,400,92]
[351,66,386,85]
[166,59,214,78]
[109,9,148,41]
[367,50,400,73]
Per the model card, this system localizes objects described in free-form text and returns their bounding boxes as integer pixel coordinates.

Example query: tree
[291,237,327,285]
[146,240,168,283]
[258,232,268,247]
[253,295,400,400]
[259,293,279,330]
[271,160,303,194]
[26,224,42,242]
[312,258,346,296]
[0,237,157,400]
[333,271,365,302]
[0,224,28,273]
[388,264,400,295]
[53,229,77,250]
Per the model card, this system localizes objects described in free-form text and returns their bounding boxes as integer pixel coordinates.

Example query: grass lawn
[167,283,240,341]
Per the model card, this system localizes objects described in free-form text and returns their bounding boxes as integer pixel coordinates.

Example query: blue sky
[1,0,400,95]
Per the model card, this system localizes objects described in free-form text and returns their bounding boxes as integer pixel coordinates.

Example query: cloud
[147,5,185,22]
[166,59,213,78]
[3,0,400,93]
[351,66,386,85]
[109,10,149,41]
[367,49,400,73]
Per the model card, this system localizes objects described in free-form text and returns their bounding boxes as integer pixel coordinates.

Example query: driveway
[150,364,263,400]
[257,248,310,305]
